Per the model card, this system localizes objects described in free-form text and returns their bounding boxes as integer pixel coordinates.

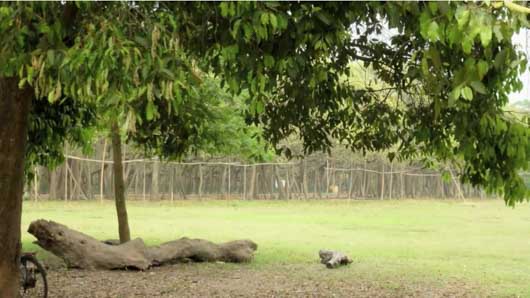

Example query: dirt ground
[37,263,487,298]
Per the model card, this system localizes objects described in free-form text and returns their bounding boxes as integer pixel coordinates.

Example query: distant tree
[1,2,530,295]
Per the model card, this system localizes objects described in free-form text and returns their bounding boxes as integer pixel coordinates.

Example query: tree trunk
[0,77,32,297]
[28,220,257,270]
[111,121,131,243]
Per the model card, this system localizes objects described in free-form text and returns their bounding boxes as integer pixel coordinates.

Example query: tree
[174,2,529,202]
[1,2,530,295]
[104,74,272,243]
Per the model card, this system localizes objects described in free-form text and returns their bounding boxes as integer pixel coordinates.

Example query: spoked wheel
[19,254,48,298]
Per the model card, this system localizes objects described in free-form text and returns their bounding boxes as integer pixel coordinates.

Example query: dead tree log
[318,250,352,269]
[28,220,151,270]
[28,220,257,270]
[148,238,257,265]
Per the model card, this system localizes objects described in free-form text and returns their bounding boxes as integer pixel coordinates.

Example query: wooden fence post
[389,162,393,200]
[362,159,367,198]
[99,140,107,202]
[142,161,146,201]
[302,160,308,199]
[33,166,38,201]
[348,160,353,200]
[228,163,231,199]
[380,162,385,200]
[243,165,247,200]
[170,165,174,202]
[400,170,405,199]
[325,158,330,198]
[286,166,291,200]
[198,163,203,199]
[64,158,68,201]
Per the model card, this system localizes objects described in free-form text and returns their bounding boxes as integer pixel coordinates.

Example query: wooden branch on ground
[28,219,257,270]
[319,250,352,269]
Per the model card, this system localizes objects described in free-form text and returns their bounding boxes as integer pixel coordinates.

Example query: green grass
[22,199,530,296]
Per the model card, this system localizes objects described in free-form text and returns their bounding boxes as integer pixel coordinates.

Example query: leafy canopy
[0,2,529,204]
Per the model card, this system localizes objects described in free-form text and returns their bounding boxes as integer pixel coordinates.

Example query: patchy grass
[22,199,530,296]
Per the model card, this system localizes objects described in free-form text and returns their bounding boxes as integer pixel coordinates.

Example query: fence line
[24,153,500,202]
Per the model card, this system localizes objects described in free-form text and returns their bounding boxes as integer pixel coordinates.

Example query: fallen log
[148,238,257,265]
[318,249,352,269]
[28,219,257,270]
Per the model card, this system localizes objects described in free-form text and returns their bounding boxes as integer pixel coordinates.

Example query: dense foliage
[129,76,274,162]
[1,2,529,204]
[174,2,530,203]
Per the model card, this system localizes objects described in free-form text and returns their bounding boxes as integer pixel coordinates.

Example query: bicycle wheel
[19,254,48,298]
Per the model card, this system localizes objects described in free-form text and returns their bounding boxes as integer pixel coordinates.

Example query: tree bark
[0,77,32,297]
[110,121,131,243]
[28,220,258,270]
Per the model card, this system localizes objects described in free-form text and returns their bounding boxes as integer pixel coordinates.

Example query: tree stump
[319,250,352,269]
[28,219,257,270]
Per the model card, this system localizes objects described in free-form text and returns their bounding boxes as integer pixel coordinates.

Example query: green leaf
[228,77,240,94]
[159,68,175,80]
[480,26,492,47]
[243,24,253,41]
[427,21,440,41]
[455,6,470,29]
[428,48,442,69]
[477,60,489,80]
[428,2,438,14]
[494,49,508,69]
[219,2,229,17]
[449,85,462,106]
[316,11,331,25]
[260,12,269,25]
[264,55,274,68]
[231,19,242,39]
[47,89,56,103]
[276,15,288,30]
[421,55,430,76]
[269,13,278,29]
[470,81,487,94]
[146,100,155,121]
[461,37,473,54]
[419,11,431,40]
[255,100,264,114]
[18,78,27,88]
[493,24,503,41]
[461,86,473,100]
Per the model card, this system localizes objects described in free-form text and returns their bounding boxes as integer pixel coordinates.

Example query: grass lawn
[21,199,530,296]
